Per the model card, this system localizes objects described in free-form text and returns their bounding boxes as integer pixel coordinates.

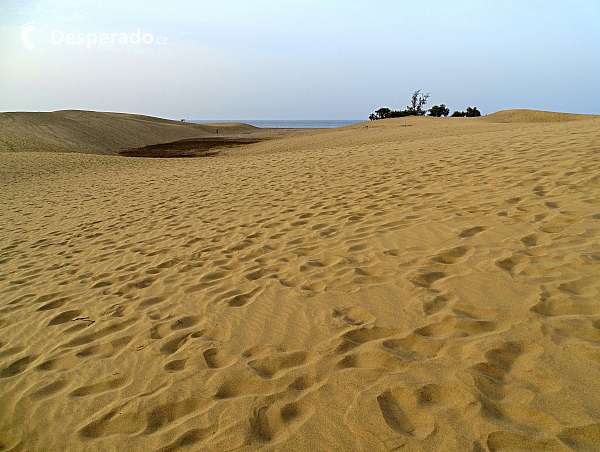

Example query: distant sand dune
[0,110,599,451]
[483,109,599,123]
[0,110,258,154]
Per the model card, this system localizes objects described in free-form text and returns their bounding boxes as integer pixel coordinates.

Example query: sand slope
[483,109,598,123]
[0,110,258,154]
[0,111,599,451]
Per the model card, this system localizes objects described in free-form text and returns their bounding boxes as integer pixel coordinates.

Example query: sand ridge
[0,110,261,155]
[483,109,599,123]
[0,111,599,451]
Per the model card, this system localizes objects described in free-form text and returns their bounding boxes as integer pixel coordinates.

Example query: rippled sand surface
[1,110,599,451]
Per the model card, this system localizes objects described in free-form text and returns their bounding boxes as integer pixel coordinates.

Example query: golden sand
[1,111,599,451]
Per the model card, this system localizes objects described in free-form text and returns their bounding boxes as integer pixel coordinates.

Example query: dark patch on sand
[119,137,268,158]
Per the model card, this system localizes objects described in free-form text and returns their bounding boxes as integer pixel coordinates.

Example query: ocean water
[189,119,363,129]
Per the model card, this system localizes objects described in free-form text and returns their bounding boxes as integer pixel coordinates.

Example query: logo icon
[21,20,35,50]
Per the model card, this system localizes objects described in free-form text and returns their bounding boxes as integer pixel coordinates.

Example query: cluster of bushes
[450,107,481,117]
[369,90,430,120]
[428,105,481,117]
[369,91,481,120]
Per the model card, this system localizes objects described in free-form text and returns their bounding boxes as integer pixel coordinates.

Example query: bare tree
[408,89,430,115]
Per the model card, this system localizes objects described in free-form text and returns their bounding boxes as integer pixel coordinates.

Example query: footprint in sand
[0,355,36,378]
[338,349,407,372]
[430,245,473,264]
[248,400,315,444]
[496,253,529,274]
[458,225,489,238]
[376,387,434,438]
[248,350,309,379]
[332,306,376,326]
[69,375,129,397]
[203,347,236,369]
[29,379,69,400]
[410,270,448,288]
[423,292,458,316]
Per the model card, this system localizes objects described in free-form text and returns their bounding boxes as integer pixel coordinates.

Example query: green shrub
[429,104,449,117]
[451,107,481,117]
[466,107,481,117]
[375,108,392,119]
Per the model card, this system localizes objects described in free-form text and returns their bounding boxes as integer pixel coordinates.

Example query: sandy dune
[0,110,259,155]
[1,110,599,451]
[483,109,596,123]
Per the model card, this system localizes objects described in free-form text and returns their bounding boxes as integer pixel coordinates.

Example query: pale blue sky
[1,0,598,119]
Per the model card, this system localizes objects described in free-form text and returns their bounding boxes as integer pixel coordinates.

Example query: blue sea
[189,120,363,129]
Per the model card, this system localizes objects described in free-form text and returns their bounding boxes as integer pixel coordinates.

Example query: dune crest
[483,109,598,123]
